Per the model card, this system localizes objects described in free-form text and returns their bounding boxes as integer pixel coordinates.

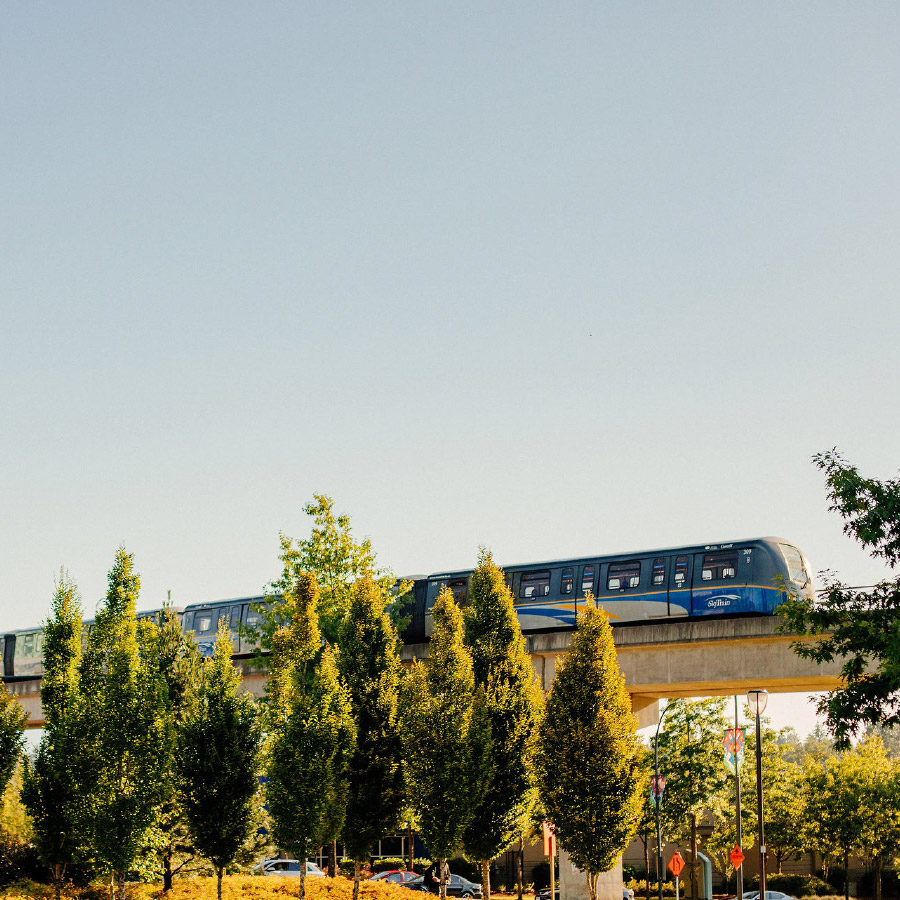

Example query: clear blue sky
[3,5,899,735]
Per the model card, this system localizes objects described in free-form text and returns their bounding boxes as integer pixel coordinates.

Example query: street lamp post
[654,702,677,900]
[747,690,768,900]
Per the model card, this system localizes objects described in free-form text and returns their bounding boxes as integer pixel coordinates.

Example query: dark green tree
[338,573,405,900]
[153,605,203,892]
[536,601,645,900]
[462,550,542,900]
[400,588,491,900]
[780,451,900,746]
[265,572,356,900]
[176,625,263,900]
[21,572,83,900]
[73,548,172,900]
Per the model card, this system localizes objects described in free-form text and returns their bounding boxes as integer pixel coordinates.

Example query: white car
[742,892,797,900]
[254,859,326,878]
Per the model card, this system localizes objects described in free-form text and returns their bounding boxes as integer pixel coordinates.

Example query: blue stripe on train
[691,585,782,616]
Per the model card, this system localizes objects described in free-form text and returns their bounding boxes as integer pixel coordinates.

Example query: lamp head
[747,689,768,716]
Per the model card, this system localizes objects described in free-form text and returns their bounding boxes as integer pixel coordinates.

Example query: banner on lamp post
[724,728,745,774]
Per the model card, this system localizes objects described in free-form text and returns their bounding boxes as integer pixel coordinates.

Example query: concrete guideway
[9,615,841,729]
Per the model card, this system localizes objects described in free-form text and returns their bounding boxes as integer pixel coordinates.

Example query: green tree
[265,572,356,900]
[153,605,203,892]
[654,699,730,845]
[21,572,85,900]
[0,681,26,800]
[462,550,542,900]
[780,451,900,746]
[73,549,172,900]
[849,737,900,900]
[400,588,491,900]
[260,495,407,648]
[536,601,645,900]
[338,573,405,900]
[176,625,263,900]
[801,751,867,900]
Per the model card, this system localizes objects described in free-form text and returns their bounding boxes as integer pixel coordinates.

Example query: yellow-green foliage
[0,875,414,900]
[536,602,645,899]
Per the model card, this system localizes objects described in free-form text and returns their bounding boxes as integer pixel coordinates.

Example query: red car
[370,871,420,885]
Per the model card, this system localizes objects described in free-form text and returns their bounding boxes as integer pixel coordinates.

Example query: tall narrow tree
[339,573,405,900]
[400,588,491,900]
[73,548,172,900]
[462,550,542,900]
[536,601,645,900]
[265,572,356,900]
[21,572,83,900]
[153,605,203,891]
[176,625,263,900]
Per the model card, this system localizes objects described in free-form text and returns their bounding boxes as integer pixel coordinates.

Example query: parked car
[402,873,483,898]
[371,871,421,884]
[741,892,797,900]
[252,859,327,877]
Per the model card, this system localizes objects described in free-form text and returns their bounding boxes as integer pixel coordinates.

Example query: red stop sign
[729,845,745,869]
[668,852,685,878]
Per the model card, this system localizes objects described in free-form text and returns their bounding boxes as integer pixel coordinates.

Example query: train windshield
[779,544,810,588]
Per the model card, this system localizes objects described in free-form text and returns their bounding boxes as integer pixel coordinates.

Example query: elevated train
[2,536,813,679]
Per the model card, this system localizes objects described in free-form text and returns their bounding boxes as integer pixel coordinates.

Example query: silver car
[254,859,326,878]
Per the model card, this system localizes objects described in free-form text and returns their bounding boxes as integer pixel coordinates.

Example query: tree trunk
[517,838,524,900]
[481,859,491,900]
[300,862,307,900]
[844,850,849,900]
[117,869,127,900]
[217,865,223,900]
[875,857,883,900]
[163,848,174,892]
[643,833,651,900]
[354,859,361,900]
[407,821,414,873]
[440,857,448,900]
[586,869,599,900]
[329,840,337,877]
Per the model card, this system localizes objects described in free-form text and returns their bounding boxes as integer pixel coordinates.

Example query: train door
[3,635,14,677]
[669,555,692,616]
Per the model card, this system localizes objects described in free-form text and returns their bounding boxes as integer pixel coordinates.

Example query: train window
[780,544,810,587]
[196,611,219,634]
[608,561,641,590]
[182,612,194,630]
[561,567,574,595]
[581,565,595,596]
[652,558,666,586]
[448,578,468,605]
[701,551,738,581]
[674,557,689,585]
[229,607,241,628]
[520,570,551,600]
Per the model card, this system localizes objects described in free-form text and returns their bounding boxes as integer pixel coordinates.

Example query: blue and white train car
[403,536,813,642]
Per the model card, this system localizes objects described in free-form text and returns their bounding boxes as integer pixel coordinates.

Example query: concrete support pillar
[559,848,623,900]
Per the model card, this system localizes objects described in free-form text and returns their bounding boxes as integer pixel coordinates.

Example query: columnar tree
[400,588,491,900]
[176,626,263,900]
[338,573,405,900]
[780,451,900,746]
[73,548,172,900]
[536,601,645,900]
[153,605,203,891]
[265,572,356,900]
[462,550,542,900]
[21,573,84,900]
